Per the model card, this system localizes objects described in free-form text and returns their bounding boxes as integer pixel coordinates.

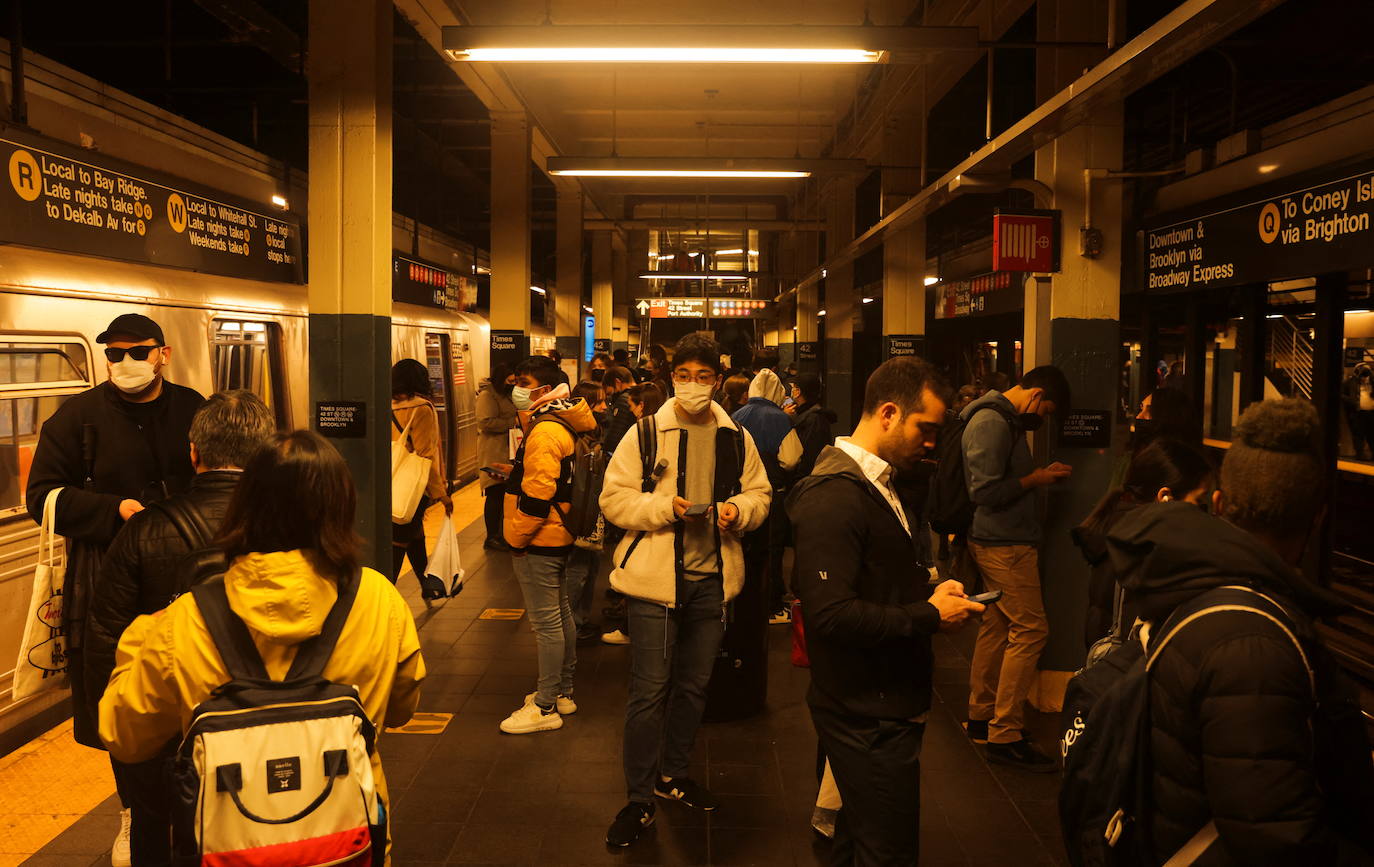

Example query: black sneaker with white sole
[985,738,1057,773]
[606,801,656,847]
[654,776,719,811]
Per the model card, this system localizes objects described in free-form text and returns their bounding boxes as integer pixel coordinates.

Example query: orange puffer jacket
[503,397,597,554]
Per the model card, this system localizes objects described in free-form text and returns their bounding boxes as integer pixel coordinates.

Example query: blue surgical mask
[511,386,534,411]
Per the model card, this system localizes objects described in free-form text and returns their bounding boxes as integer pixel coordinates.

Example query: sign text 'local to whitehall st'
[2,128,303,283]
[1143,161,1374,292]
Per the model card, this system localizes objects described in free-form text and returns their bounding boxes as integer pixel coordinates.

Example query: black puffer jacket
[1107,503,1374,866]
[792,402,837,477]
[84,471,240,714]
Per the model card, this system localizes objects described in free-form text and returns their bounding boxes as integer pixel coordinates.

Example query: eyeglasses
[104,345,163,363]
[672,371,718,385]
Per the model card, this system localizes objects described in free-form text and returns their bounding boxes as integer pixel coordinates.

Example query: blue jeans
[623,575,725,802]
[564,547,600,631]
[512,552,576,708]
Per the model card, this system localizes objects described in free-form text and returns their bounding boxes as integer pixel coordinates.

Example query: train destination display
[2,129,303,283]
[1143,160,1374,292]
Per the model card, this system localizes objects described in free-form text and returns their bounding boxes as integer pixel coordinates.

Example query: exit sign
[993,210,1059,273]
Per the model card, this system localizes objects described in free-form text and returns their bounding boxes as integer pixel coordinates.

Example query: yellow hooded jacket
[503,396,597,552]
[98,550,426,811]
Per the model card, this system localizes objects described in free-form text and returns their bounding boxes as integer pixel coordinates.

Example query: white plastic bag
[14,488,68,701]
[425,515,465,596]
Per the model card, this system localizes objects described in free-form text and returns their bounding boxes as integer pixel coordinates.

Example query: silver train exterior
[0,243,491,744]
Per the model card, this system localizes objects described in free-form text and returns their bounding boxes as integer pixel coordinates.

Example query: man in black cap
[25,312,203,867]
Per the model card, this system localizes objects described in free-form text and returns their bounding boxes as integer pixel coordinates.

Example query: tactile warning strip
[385,711,453,735]
[0,718,115,865]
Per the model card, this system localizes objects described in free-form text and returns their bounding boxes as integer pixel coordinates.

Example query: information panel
[1143,161,1374,292]
[393,255,470,311]
[316,402,367,438]
[884,334,924,359]
[1059,410,1112,449]
[932,272,1021,319]
[2,129,303,283]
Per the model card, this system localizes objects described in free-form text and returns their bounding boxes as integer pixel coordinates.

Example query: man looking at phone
[789,357,984,866]
[599,333,772,847]
[961,365,1072,771]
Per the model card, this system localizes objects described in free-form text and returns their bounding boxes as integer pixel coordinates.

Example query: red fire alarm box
[993,210,1060,273]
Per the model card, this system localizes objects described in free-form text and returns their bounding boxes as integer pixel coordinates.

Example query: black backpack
[1059,585,1317,867]
[926,404,1017,536]
[507,413,607,539]
[149,497,228,603]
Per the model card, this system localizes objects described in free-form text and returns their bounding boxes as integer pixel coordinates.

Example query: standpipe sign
[1143,162,1374,292]
[2,129,303,283]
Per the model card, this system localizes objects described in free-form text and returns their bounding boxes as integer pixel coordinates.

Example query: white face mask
[511,386,536,411]
[675,381,715,415]
[110,356,159,394]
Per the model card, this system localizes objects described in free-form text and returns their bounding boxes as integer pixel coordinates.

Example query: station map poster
[2,129,303,283]
[1143,160,1374,293]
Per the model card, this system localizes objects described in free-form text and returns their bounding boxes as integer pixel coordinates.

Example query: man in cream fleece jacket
[599,334,772,847]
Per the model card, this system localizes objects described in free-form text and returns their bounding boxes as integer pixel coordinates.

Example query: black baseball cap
[96,313,165,345]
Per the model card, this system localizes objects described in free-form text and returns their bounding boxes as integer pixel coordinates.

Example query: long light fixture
[640,271,752,282]
[715,249,760,256]
[548,156,863,179]
[443,26,981,64]
[530,285,547,295]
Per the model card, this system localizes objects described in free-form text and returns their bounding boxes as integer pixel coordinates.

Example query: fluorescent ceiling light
[1258,164,1279,174]
[583,305,593,313]
[270,194,288,209]
[862,297,874,304]
[1349,308,1371,314]
[688,252,701,258]
[444,25,980,64]
[639,271,751,282]
[547,156,863,180]
[531,286,547,295]
[715,249,760,256]
[1266,314,1283,319]
[817,309,827,316]
[656,254,676,261]
[924,276,940,286]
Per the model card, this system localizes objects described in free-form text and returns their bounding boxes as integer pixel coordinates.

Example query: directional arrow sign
[636,299,650,315]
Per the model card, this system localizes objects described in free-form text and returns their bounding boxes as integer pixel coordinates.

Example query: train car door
[211,319,291,428]
[424,333,456,483]
[449,331,478,482]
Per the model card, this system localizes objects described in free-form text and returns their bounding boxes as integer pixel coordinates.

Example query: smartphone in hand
[967,589,1003,605]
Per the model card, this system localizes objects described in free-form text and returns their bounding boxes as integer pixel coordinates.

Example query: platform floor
[18,502,1069,866]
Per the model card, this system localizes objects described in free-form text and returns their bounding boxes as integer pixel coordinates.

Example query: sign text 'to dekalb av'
[1143,160,1374,293]
[2,129,303,283]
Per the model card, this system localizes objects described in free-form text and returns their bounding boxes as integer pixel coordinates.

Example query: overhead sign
[993,210,1059,273]
[1143,161,1374,293]
[638,297,772,319]
[932,272,1021,320]
[2,128,303,283]
[393,255,470,312]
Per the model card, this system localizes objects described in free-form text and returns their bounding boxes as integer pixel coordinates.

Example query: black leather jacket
[85,470,241,713]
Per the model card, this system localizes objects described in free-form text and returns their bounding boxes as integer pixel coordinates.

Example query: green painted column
[307,0,392,572]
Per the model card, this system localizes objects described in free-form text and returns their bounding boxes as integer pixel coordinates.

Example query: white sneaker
[769,607,792,625]
[111,808,132,867]
[500,700,563,734]
[601,629,630,645]
[525,692,577,715]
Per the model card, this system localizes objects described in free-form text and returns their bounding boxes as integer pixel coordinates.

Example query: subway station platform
[11,489,1067,867]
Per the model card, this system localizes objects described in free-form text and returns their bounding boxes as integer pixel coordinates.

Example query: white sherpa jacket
[600,398,772,606]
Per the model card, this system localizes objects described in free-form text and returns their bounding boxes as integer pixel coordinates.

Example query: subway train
[0,244,491,747]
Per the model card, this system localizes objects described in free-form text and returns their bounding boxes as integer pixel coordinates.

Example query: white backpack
[173,572,384,866]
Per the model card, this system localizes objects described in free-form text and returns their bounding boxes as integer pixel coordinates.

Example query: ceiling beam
[191,0,303,73]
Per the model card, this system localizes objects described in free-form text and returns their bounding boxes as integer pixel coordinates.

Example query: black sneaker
[606,801,655,847]
[985,739,1057,773]
[963,719,990,744]
[483,538,510,551]
[654,776,719,811]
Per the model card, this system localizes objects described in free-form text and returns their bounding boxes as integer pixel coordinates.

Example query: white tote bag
[391,408,432,525]
[425,515,466,596]
[14,488,69,701]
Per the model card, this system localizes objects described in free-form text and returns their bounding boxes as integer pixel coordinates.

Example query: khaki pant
[967,542,1048,744]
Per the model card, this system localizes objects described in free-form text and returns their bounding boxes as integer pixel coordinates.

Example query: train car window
[0,336,94,516]
[212,320,290,429]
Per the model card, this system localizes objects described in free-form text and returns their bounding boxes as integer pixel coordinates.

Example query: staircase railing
[1269,315,1314,401]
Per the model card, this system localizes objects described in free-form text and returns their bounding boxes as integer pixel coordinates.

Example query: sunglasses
[104,345,163,363]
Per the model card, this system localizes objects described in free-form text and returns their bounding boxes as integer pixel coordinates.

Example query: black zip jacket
[792,402,837,477]
[84,470,240,714]
[787,445,941,720]
[25,380,205,547]
[1107,503,1374,866]
[603,390,637,454]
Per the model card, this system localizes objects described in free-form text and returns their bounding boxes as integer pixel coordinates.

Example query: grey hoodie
[960,390,1038,545]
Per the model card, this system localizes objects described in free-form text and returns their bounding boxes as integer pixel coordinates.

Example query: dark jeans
[564,547,600,631]
[483,483,505,541]
[392,496,430,580]
[624,575,725,802]
[113,745,177,867]
[765,500,790,613]
[811,704,926,866]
